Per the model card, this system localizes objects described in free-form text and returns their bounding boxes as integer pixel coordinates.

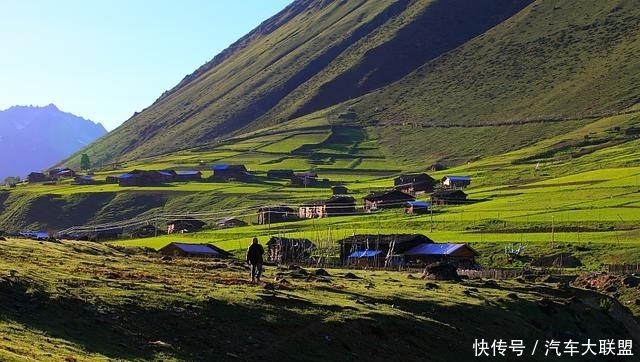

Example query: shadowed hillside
[73,0,537,167]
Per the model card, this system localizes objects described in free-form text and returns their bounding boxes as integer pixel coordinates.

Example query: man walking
[246,237,264,282]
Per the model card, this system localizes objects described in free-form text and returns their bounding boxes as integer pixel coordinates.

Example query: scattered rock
[425,282,439,290]
[622,276,640,287]
[483,279,500,288]
[343,272,361,279]
[261,282,276,291]
[422,262,460,281]
[507,292,519,300]
[315,268,330,277]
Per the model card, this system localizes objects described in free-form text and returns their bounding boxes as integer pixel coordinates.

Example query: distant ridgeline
[0,104,107,180]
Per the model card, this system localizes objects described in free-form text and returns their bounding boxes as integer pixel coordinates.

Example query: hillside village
[14,163,479,271]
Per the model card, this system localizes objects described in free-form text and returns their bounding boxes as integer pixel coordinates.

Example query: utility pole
[551,216,555,248]
[430,203,433,232]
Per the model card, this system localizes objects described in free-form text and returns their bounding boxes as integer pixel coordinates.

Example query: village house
[258,206,296,224]
[431,189,468,205]
[267,169,294,179]
[49,167,76,179]
[166,217,206,234]
[405,200,431,214]
[212,164,253,181]
[298,195,357,219]
[338,233,433,267]
[363,190,415,212]
[331,184,348,195]
[441,175,471,188]
[74,175,96,185]
[290,171,318,187]
[174,170,203,182]
[215,217,247,228]
[130,224,164,238]
[393,173,436,194]
[27,172,48,183]
[159,242,232,258]
[403,243,478,268]
[105,175,119,184]
[298,200,325,219]
[118,170,172,186]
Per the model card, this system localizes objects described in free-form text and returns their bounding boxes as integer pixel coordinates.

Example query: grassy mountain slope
[75,0,536,167]
[1,238,638,361]
[356,0,640,125]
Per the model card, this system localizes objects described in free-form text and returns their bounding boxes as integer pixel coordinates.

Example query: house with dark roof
[431,189,468,205]
[290,171,318,187]
[267,169,294,179]
[404,243,478,268]
[257,206,296,224]
[48,167,76,179]
[331,184,348,195]
[166,217,206,234]
[338,233,433,266]
[212,164,253,181]
[27,172,47,183]
[174,170,202,182]
[393,173,436,194]
[298,195,356,219]
[215,217,247,228]
[74,175,95,185]
[441,175,471,189]
[363,190,415,212]
[159,242,232,258]
[118,170,171,186]
[266,236,315,264]
[130,224,164,238]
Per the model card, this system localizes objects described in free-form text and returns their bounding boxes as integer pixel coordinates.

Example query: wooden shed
[266,236,315,264]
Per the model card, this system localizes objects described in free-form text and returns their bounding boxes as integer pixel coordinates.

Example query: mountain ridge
[72,0,640,169]
[0,104,107,180]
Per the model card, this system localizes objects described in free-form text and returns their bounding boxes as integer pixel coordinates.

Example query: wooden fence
[606,264,640,274]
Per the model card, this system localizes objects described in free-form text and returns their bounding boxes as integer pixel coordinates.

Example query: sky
[0,0,291,131]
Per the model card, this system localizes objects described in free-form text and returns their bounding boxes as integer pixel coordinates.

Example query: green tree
[80,153,91,171]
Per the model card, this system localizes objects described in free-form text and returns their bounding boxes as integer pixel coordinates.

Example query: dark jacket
[246,243,264,264]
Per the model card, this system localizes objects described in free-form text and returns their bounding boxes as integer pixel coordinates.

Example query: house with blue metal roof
[441,175,471,188]
[212,164,253,181]
[404,243,478,268]
[338,233,433,266]
[159,242,232,258]
[405,200,431,214]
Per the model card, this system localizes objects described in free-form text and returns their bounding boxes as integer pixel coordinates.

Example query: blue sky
[0,0,291,131]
